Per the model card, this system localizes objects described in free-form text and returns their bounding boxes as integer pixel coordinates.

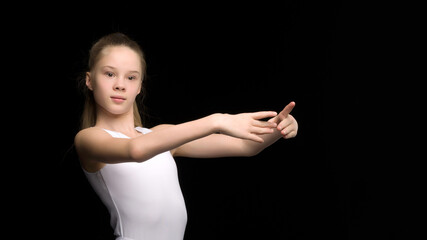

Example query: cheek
[91,83,112,107]
[130,81,142,96]
[92,83,109,98]
[92,89,107,107]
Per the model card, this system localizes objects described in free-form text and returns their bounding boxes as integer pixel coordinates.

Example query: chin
[110,107,132,115]
[101,104,133,116]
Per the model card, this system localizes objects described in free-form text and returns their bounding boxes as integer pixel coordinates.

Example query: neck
[94,105,136,135]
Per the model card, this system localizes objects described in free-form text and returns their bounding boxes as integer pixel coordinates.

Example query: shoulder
[74,127,111,149]
[75,127,107,140]
[74,128,111,172]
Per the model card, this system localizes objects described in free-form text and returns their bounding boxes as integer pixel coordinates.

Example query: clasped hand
[218,101,298,143]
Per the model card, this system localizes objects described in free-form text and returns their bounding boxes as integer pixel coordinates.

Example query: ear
[85,72,93,91]
[137,80,142,94]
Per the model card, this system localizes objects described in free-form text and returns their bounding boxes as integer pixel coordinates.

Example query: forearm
[129,114,220,161]
[241,127,282,156]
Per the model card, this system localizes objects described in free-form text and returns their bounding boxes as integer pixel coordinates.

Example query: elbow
[243,147,262,157]
[240,141,264,157]
[128,141,149,163]
[128,141,141,162]
[249,149,262,157]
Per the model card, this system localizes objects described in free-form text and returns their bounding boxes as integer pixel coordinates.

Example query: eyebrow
[102,65,140,74]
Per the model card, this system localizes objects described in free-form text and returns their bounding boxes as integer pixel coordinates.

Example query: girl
[74,32,298,240]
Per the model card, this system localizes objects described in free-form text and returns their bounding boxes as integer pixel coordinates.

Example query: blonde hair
[78,32,147,129]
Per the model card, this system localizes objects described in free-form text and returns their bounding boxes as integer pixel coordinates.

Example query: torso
[82,127,187,240]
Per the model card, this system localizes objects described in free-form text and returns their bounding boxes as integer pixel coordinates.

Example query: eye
[128,76,137,80]
[105,71,115,78]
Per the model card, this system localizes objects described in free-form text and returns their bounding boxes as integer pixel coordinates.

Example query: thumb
[268,116,277,123]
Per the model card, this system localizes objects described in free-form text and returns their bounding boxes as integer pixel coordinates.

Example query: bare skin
[75,46,298,173]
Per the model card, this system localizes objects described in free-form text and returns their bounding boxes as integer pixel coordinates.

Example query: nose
[113,77,126,91]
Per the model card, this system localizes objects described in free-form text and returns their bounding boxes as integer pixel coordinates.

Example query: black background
[11,1,418,240]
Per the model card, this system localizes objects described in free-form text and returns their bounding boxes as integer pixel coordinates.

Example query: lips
[111,95,126,103]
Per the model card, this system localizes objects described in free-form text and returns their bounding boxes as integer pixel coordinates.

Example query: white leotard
[83,127,187,240]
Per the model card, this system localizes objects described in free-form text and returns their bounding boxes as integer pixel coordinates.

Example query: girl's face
[86,46,142,116]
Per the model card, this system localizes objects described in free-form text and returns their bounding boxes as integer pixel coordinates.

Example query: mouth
[111,96,126,103]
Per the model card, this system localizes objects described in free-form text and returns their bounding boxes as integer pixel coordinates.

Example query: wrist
[209,113,226,133]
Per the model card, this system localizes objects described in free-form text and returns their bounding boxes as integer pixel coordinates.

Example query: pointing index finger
[279,101,296,117]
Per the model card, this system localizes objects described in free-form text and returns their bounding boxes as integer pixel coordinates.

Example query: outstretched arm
[172,102,298,158]
[75,110,278,170]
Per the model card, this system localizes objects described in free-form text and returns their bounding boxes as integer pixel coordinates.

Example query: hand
[268,101,298,139]
[217,111,278,143]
